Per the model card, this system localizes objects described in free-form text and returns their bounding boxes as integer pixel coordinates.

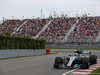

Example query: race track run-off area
[0,49,100,75]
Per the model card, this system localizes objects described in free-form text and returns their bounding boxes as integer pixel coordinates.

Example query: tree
[4,32,11,37]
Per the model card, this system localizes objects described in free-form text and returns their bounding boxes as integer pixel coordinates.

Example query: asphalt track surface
[0,49,100,75]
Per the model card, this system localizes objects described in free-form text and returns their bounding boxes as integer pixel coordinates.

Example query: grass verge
[0,53,58,60]
[89,67,100,75]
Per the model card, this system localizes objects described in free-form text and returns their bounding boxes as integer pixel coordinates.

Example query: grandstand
[39,18,76,42]
[0,17,100,43]
[12,19,49,37]
[68,17,100,42]
[0,19,24,34]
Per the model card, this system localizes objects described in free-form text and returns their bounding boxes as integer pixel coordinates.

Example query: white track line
[89,68,96,69]
[62,68,78,75]
[78,70,93,71]
[72,72,90,74]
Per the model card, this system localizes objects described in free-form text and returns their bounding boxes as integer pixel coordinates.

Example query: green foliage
[40,39,46,49]
[0,35,46,50]
[89,67,100,75]
[23,36,31,38]
[4,31,11,37]
[35,39,40,49]
[32,39,36,50]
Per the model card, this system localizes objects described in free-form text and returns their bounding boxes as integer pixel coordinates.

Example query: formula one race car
[54,50,97,69]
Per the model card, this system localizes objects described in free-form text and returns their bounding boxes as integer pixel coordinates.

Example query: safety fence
[46,42,100,49]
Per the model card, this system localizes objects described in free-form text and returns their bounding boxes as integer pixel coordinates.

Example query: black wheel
[54,57,63,69]
[80,57,89,69]
[90,55,97,65]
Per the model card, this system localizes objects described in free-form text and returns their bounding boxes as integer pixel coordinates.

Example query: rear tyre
[80,57,89,69]
[54,57,63,69]
[90,55,97,65]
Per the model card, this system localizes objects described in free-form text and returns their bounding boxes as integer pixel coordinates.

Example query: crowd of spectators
[0,17,100,42]
[39,18,76,41]
[13,18,49,37]
[0,19,24,34]
[67,17,100,42]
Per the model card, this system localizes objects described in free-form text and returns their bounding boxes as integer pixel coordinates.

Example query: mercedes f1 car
[54,50,97,69]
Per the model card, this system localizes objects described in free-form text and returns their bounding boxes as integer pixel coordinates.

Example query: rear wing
[82,51,91,56]
[82,51,90,54]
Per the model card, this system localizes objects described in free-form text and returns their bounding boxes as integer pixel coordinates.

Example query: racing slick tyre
[90,55,97,65]
[54,57,63,69]
[80,57,89,69]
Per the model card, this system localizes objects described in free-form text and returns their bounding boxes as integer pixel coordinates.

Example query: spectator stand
[39,18,76,42]
[67,17,100,42]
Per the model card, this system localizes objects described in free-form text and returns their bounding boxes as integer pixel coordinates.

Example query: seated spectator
[67,17,100,42]
[0,19,24,34]
[39,18,76,41]
[13,18,49,37]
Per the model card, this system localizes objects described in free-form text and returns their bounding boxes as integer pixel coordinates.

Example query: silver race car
[54,50,97,69]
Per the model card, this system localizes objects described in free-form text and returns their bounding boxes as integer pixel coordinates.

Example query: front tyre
[54,57,63,69]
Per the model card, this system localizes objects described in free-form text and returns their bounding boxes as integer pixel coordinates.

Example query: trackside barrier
[46,49,50,54]
[0,49,46,59]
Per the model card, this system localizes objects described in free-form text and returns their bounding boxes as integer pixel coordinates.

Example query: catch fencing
[46,42,100,49]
